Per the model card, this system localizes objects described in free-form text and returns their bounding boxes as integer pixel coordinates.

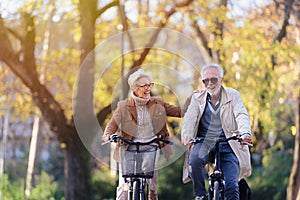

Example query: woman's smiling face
[133,77,153,99]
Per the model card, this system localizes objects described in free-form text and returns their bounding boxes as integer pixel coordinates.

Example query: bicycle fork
[127,178,147,200]
[208,171,225,200]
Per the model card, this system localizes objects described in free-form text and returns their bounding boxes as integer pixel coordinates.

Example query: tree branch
[96,0,195,125]
[271,0,294,67]
[273,0,294,43]
[22,13,38,79]
[192,18,213,58]
[94,0,119,21]
[0,15,69,138]
[212,0,228,63]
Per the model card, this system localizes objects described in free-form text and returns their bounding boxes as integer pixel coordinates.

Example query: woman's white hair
[201,63,224,77]
[127,69,152,89]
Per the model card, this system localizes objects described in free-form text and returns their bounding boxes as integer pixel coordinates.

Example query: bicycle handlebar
[189,135,253,146]
[105,134,173,146]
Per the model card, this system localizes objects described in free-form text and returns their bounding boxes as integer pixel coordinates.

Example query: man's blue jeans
[188,142,239,199]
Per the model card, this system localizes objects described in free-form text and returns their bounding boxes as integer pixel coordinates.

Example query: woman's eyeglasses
[202,77,219,85]
[138,83,154,89]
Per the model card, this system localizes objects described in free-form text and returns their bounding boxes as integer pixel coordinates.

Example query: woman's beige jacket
[181,86,252,180]
[104,96,181,162]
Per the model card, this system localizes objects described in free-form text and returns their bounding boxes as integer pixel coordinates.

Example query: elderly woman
[102,69,181,200]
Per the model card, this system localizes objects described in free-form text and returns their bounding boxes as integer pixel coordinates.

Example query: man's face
[202,68,222,96]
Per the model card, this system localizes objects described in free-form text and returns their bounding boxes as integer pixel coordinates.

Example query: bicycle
[189,135,252,200]
[108,134,172,200]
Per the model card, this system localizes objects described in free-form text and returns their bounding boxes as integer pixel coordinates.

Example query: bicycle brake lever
[101,141,110,145]
[241,141,253,147]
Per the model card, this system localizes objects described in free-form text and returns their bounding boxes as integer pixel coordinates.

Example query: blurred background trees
[0,0,299,199]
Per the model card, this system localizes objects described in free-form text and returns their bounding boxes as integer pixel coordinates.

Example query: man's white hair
[201,63,224,78]
[128,68,152,89]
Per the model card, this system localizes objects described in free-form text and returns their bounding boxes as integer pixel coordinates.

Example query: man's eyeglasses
[138,83,154,89]
[202,77,219,85]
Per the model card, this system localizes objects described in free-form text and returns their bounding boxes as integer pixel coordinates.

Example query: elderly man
[181,63,252,200]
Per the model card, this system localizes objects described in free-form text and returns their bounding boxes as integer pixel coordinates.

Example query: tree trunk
[63,128,93,200]
[25,114,40,197]
[287,90,300,200]
[285,0,299,196]
[0,104,10,199]
[66,0,97,199]
[0,13,94,200]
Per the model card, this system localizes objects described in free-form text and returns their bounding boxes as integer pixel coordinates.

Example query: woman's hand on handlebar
[182,135,193,146]
[109,134,119,142]
[102,134,110,142]
[101,134,119,145]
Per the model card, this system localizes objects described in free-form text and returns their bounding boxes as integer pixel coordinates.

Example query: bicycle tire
[208,185,213,200]
[213,181,219,200]
[140,179,146,200]
[128,185,133,200]
[128,190,133,200]
[133,180,140,200]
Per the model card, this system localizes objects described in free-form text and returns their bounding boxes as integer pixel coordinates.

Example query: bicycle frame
[124,145,157,200]
[107,134,171,200]
[125,176,147,200]
[208,139,225,200]
[190,135,251,200]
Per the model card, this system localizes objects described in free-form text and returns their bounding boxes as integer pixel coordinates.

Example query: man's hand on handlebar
[240,133,253,146]
[182,134,253,147]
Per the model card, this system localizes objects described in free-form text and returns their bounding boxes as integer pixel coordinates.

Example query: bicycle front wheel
[133,180,140,200]
[140,179,146,200]
[213,181,219,200]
